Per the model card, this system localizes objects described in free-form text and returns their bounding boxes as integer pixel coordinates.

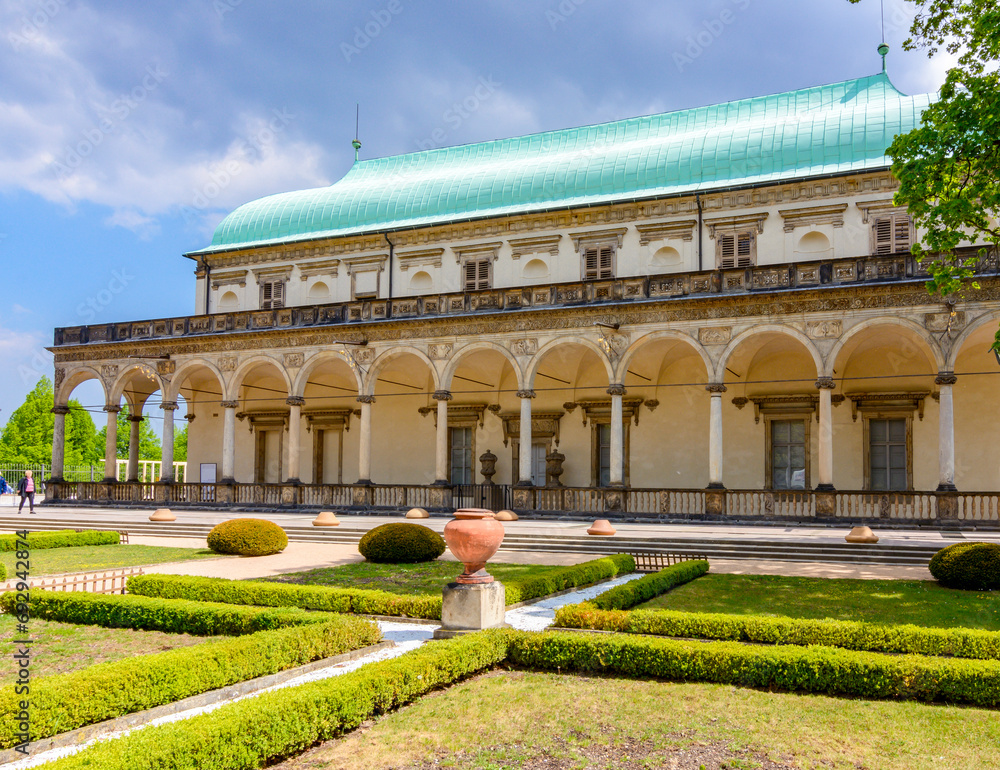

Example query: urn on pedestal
[442,508,505,584]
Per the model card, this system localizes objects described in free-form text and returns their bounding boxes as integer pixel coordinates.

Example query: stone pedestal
[433,581,509,639]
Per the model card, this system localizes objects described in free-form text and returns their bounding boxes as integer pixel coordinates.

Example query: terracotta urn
[443,508,505,584]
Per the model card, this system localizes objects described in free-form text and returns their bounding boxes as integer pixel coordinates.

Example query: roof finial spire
[877,0,889,72]
[352,104,362,162]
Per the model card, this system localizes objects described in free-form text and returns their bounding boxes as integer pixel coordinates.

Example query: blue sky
[0,0,954,437]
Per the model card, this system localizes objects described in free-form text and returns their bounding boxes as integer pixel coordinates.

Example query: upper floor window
[872,213,912,256]
[582,244,615,280]
[463,257,492,291]
[260,279,285,309]
[717,231,755,269]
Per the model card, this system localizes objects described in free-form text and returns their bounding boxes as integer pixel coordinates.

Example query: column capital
[815,377,837,390]
[128,414,145,423]
[160,401,179,411]
[516,389,536,399]
[432,390,453,401]
[935,372,958,386]
[705,383,727,394]
[104,404,122,413]
[357,394,376,404]
[220,400,240,409]
[285,396,306,407]
[51,405,71,415]
[606,384,627,396]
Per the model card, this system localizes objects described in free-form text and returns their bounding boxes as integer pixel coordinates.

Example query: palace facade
[46,72,1000,525]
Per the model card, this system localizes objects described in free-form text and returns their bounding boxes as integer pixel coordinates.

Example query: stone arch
[440,341,524,392]
[225,355,293,401]
[363,346,440,396]
[167,358,227,404]
[56,365,107,407]
[109,364,167,410]
[827,317,945,377]
[946,311,1000,371]
[716,325,823,383]
[291,350,364,398]
[615,330,712,384]
[525,336,615,390]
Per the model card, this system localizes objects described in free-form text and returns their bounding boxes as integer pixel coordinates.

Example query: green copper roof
[193,72,930,255]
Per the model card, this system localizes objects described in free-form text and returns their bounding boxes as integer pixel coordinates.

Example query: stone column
[706,384,726,489]
[51,405,70,481]
[285,396,304,483]
[607,384,626,486]
[103,404,121,481]
[159,402,178,483]
[936,372,958,491]
[815,377,836,491]
[126,414,143,482]
[516,389,536,486]
[433,390,452,485]
[221,401,239,482]
[357,394,375,484]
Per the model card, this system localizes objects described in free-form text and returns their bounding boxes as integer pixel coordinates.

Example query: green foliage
[0,590,334,635]
[0,378,99,466]
[128,573,445,619]
[505,630,1000,708]
[34,632,509,770]
[357,523,446,564]
[0,615,380,749]
[588,560,708,610]
[554,604,1000,661]
[0,563,5,582]
[94,403,161,462]
[0,529,119,552]
[504,554,636,605]
[929,542,1000,590]
[207,518,288,556]
[173,424,188,462]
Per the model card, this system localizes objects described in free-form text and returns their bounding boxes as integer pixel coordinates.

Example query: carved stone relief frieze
[283,352,304,368]
[101,364,118,379]
[924,311,966,333]
[698,327,731,345]
[428,343,453,360]
[510,338,538,356]
[219,356,238,372]
[806,320,843,339]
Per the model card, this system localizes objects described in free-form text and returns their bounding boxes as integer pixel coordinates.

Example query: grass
[268,670,1000,770]
[0,614,215,678]
[0,544,223,577]
[635,573,1000,631]
[258,560,574,596]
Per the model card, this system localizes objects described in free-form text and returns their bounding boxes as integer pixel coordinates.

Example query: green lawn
[259,560,570,596]
[0,614,215,678]
[269,670,1000,770]
[0,544,223,577]
[636,573,1000,631]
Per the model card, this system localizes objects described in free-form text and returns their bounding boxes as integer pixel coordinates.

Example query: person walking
[17,470,36,514]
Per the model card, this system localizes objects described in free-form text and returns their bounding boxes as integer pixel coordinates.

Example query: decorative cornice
[815,377,837,390]
[847,391,930,422]
[453,242,502,263]
[211,269,248,289]
[396,248,445,271]
[706,384,728,394]
[250,265,293,281]
[570,227,628,252]
[606,384,627,396]
[778,204,848,232]
[298,259,340,280]
[509,234,562,259]
[635,219,698,244]
[856,199,906,223]
[342,254,388,274]
[704,212,768,239]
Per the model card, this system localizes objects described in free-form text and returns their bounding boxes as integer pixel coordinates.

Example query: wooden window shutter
[463,259,490,291]
[599,245,613,278]
[893,215,911,253]
[477,258,490,288]
[719,234,736,269]
[261,281,272,307]
[583,247,599,280]
[271,280,284,308]
[736,232,753,267]
[463,260,478,292]
[873,218,894,255]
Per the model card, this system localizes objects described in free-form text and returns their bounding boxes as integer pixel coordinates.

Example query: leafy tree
[0,377,99,466]
[851,0,1000,347]
[174,425,188,463]
[95,404,161,461]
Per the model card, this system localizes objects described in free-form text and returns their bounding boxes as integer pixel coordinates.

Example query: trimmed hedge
[0,590,332,635]
[207,518,288,556]
[358,523,446,563]
[129,573,445,619]
[33,632,510,770]
[554,604,1000,661]
[505,631,1000,708]
[127,555,636,619]
[0,563,5,582]
[0,615,381,749]
[504,554,636,605]
[0,530,118,552]
[589,560,708,610]
[929,542,1000,591]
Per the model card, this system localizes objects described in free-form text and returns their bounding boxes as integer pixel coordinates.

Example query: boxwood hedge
[587,559,708,610]
[0,590,332,635]
[0,530,118,552]
[504,554,636,605]
[0,614,380,749]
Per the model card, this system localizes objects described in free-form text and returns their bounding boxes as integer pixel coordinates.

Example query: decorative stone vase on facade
[545,449,565,487]
[442,508,505,584]
[479,450,498,485]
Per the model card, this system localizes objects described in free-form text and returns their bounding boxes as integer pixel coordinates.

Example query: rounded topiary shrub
[358,523,445,564]
[207,518,288,557]
[929,542,1000,591]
